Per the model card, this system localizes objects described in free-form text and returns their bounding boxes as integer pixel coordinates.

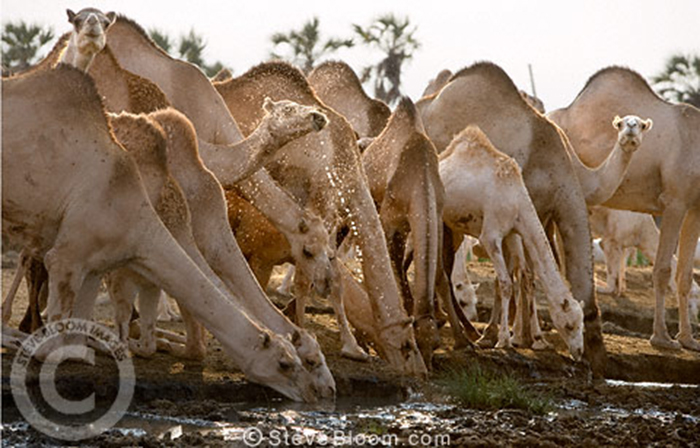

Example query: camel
[100,16,336,297]
[308,61,391,139]
[589,206,700,322]
[58,8,115,72]
[2,65,320,402]
[416,62,606,373]
[439,126,584,359]
[214,62,427,376]
[548,66,700,351]
[359,97,447,366]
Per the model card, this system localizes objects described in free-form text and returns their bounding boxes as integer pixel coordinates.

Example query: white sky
[2,0,698,110]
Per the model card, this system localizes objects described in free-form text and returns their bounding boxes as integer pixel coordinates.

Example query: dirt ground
[2,260,699,447]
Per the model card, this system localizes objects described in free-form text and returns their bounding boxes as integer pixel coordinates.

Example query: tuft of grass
[439,366,552,415]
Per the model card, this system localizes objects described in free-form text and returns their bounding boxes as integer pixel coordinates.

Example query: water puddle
[3,381,699,445]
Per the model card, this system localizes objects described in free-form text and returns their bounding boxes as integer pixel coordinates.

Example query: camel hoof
[341,344,370,362]
[677,334,700,352]
[531,338,551,350]
[476,334,497,349]
[129,339,157,358]
[495,338,512,349]
[649,334,682,351]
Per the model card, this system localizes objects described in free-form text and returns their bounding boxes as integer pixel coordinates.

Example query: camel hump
[234,61,314,97]
[450,126,521,179]
[310,60,365,92]
[576,66,659,102]
[109,112,168,171]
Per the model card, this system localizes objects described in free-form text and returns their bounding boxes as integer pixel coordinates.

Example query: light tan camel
[439,126,584,359]
[549,66,700,351]
[416,62,605,374]
[214,62,427,376]
[589,206,700,322]
[58,8,115,72]
[101,16,336,293]
[2,65,320,402]
[360,97,445,366]
[308,61,391,139]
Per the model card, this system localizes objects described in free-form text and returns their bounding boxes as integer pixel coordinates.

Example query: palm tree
[353,14,419,105]
[652,54,700,107]
[271,17,354,74]
[1,21,54,73]
[149,28,228,78]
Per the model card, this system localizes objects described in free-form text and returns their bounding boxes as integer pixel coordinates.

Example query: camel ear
[641,118,653,132]
[612,115,623,130]
[259,331,272,349]
[263,97,275,113]
[473,283,481,291]
[67,9,77,23]
[106,12,117,25]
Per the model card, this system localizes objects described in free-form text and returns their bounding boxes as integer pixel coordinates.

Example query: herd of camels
[2,8,699,402]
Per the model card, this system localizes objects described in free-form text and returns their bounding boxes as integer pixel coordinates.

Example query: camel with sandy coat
[439,126,584,359]
[549,66,700,351]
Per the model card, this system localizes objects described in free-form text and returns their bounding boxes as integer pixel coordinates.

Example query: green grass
[439,366,553,415]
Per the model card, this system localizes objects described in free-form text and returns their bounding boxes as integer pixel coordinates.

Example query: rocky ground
[1,261,699,447]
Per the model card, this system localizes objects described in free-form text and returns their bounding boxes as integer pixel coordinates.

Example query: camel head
[377,317,428,378]
[66,8,115,59]
[550,296,585,362]
[246,330,319,402]
[612,115,653,153]
[291,214,334,298]
[262,97,329,148]
[290,329,336,398]
[454,281,480,321]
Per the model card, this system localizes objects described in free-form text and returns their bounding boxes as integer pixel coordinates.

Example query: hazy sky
[2,1,698,110]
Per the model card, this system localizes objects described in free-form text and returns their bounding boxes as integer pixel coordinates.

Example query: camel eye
[279,360,294,372]
[455,284,463,290]
[302,248,313,259]
[305,359,318,369]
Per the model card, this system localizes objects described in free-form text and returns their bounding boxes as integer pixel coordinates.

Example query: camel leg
[20,257,47,333]
[675,208,700,351]
[105,272,138,342]
[328,258,368,361]
[2,325,29,350]
[130,282,161,358]
[477,279,502,348]
[157,294,181,322]
[650,205,685,350]
[598,239,624,296]
[177,302,207,360]
[2,249,27,324]
[480,233,513,349]
[440,226,479,348]
[277,264,296,296]
[554,199,606,375]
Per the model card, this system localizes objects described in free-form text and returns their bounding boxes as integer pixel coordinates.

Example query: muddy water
[3,381,699,447]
